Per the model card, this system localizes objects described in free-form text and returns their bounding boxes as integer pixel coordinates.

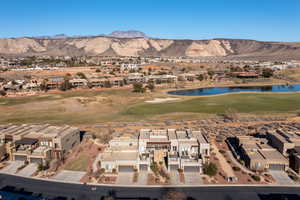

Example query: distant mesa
[108,30,148,38]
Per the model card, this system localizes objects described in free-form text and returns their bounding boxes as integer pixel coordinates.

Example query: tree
[95,69,101,73]
[203,162,218,177]
[262,68,273,78]
[40,79,49,92]
[76,72,87,79]
[197,74,204,81]
[146,82,155,92]
[0,90,6,96]
[207,70,215,78]
[60,77,72,91]
[132,82,145,93]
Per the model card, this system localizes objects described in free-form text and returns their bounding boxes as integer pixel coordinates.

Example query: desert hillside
[0,36,299,59]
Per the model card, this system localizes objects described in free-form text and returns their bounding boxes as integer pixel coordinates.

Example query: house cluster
[0,124,80,165]
[234,129,300,174]
[99,129,210,173]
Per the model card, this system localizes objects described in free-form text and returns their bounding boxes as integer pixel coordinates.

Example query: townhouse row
[235,129,300,174]
[0,124,80,164]
[99,129,210,173]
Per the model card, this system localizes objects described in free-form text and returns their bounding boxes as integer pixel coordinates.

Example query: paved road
[1,174,300,200]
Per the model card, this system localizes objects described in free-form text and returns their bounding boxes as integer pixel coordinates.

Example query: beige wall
[54,129,80,158]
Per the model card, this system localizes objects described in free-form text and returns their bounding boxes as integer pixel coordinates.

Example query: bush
[0,90,6,96]
[132,82,145,93]
[203,163,218,177]
[219,149,226,154]
[251,175,261,182]
[232,166,241,171]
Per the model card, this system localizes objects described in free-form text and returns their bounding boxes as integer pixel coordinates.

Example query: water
[168,84,300,96]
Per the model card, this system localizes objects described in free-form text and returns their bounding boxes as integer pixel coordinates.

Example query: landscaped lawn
[123,93,300,116]
[1,88,300,125]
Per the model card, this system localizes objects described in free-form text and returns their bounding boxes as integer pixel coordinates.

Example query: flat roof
[0,124,79,140]
[259,149,288,162]
[100,151,138,161]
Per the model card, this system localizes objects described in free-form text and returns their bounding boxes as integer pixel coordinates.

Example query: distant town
[0,55,300,97]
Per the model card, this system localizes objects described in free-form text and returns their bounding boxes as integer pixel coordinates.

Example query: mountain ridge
[0,35,299,60]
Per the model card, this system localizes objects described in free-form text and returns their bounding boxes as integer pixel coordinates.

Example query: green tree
[203,163,218,177]
[146,82,155,92]
[262,68,273,78]
[0,90,6,96]
[60,75,72,91]
[76,72,87,79]
[207,70,215,78]
[197,74,204,81]
[133,82,145,93]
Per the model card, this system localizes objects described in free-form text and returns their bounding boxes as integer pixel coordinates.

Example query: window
[173,146,177,151]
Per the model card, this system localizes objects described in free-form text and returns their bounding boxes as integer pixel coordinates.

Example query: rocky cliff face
[0,36,299,59]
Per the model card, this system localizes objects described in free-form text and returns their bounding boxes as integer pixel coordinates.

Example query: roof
[0,124,79,141]
[15,138,38,145]
[259,149,288,163]
[100,151,138,161]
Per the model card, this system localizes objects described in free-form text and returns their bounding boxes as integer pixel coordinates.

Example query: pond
[168,84,300,96]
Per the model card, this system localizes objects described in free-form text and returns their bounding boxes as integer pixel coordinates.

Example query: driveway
[184,172,203,185]
[269,171,295,185]
[17,163,37,177]
[0,161,24,174]
[170,171,180,185]
[136,172,148,185]
[52,170,86,183]
[116,172,133,185]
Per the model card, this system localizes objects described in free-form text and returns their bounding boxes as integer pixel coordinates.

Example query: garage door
[30,158,43,164]
[118,165,134,172]
[184,166,200,172]
[14,155,27,161]
[269,164,285,171]
[170,165,179,171]
[139,164,148,171]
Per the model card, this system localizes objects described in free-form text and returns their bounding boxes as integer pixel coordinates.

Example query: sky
[0,0,299,41]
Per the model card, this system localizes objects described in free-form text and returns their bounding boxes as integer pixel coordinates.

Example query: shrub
[132,82,145,93]
[203,163,218,177]
[219,149,226,154]
[0,90,6,96]
[251,175,261,182]
[232,166,241,171]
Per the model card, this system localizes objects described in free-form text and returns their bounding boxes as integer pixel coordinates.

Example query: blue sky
[0,0,299,41]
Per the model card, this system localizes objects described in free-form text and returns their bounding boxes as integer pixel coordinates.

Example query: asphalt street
[1,174,300,200]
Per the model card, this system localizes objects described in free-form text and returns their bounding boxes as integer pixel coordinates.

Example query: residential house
[0,124,80,164]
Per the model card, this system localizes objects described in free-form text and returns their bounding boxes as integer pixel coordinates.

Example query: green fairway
[123,93,300,116]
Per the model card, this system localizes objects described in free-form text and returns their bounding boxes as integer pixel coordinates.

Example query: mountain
[108,30,147,38]
[32,34,69,39]
[0,35,299,60]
